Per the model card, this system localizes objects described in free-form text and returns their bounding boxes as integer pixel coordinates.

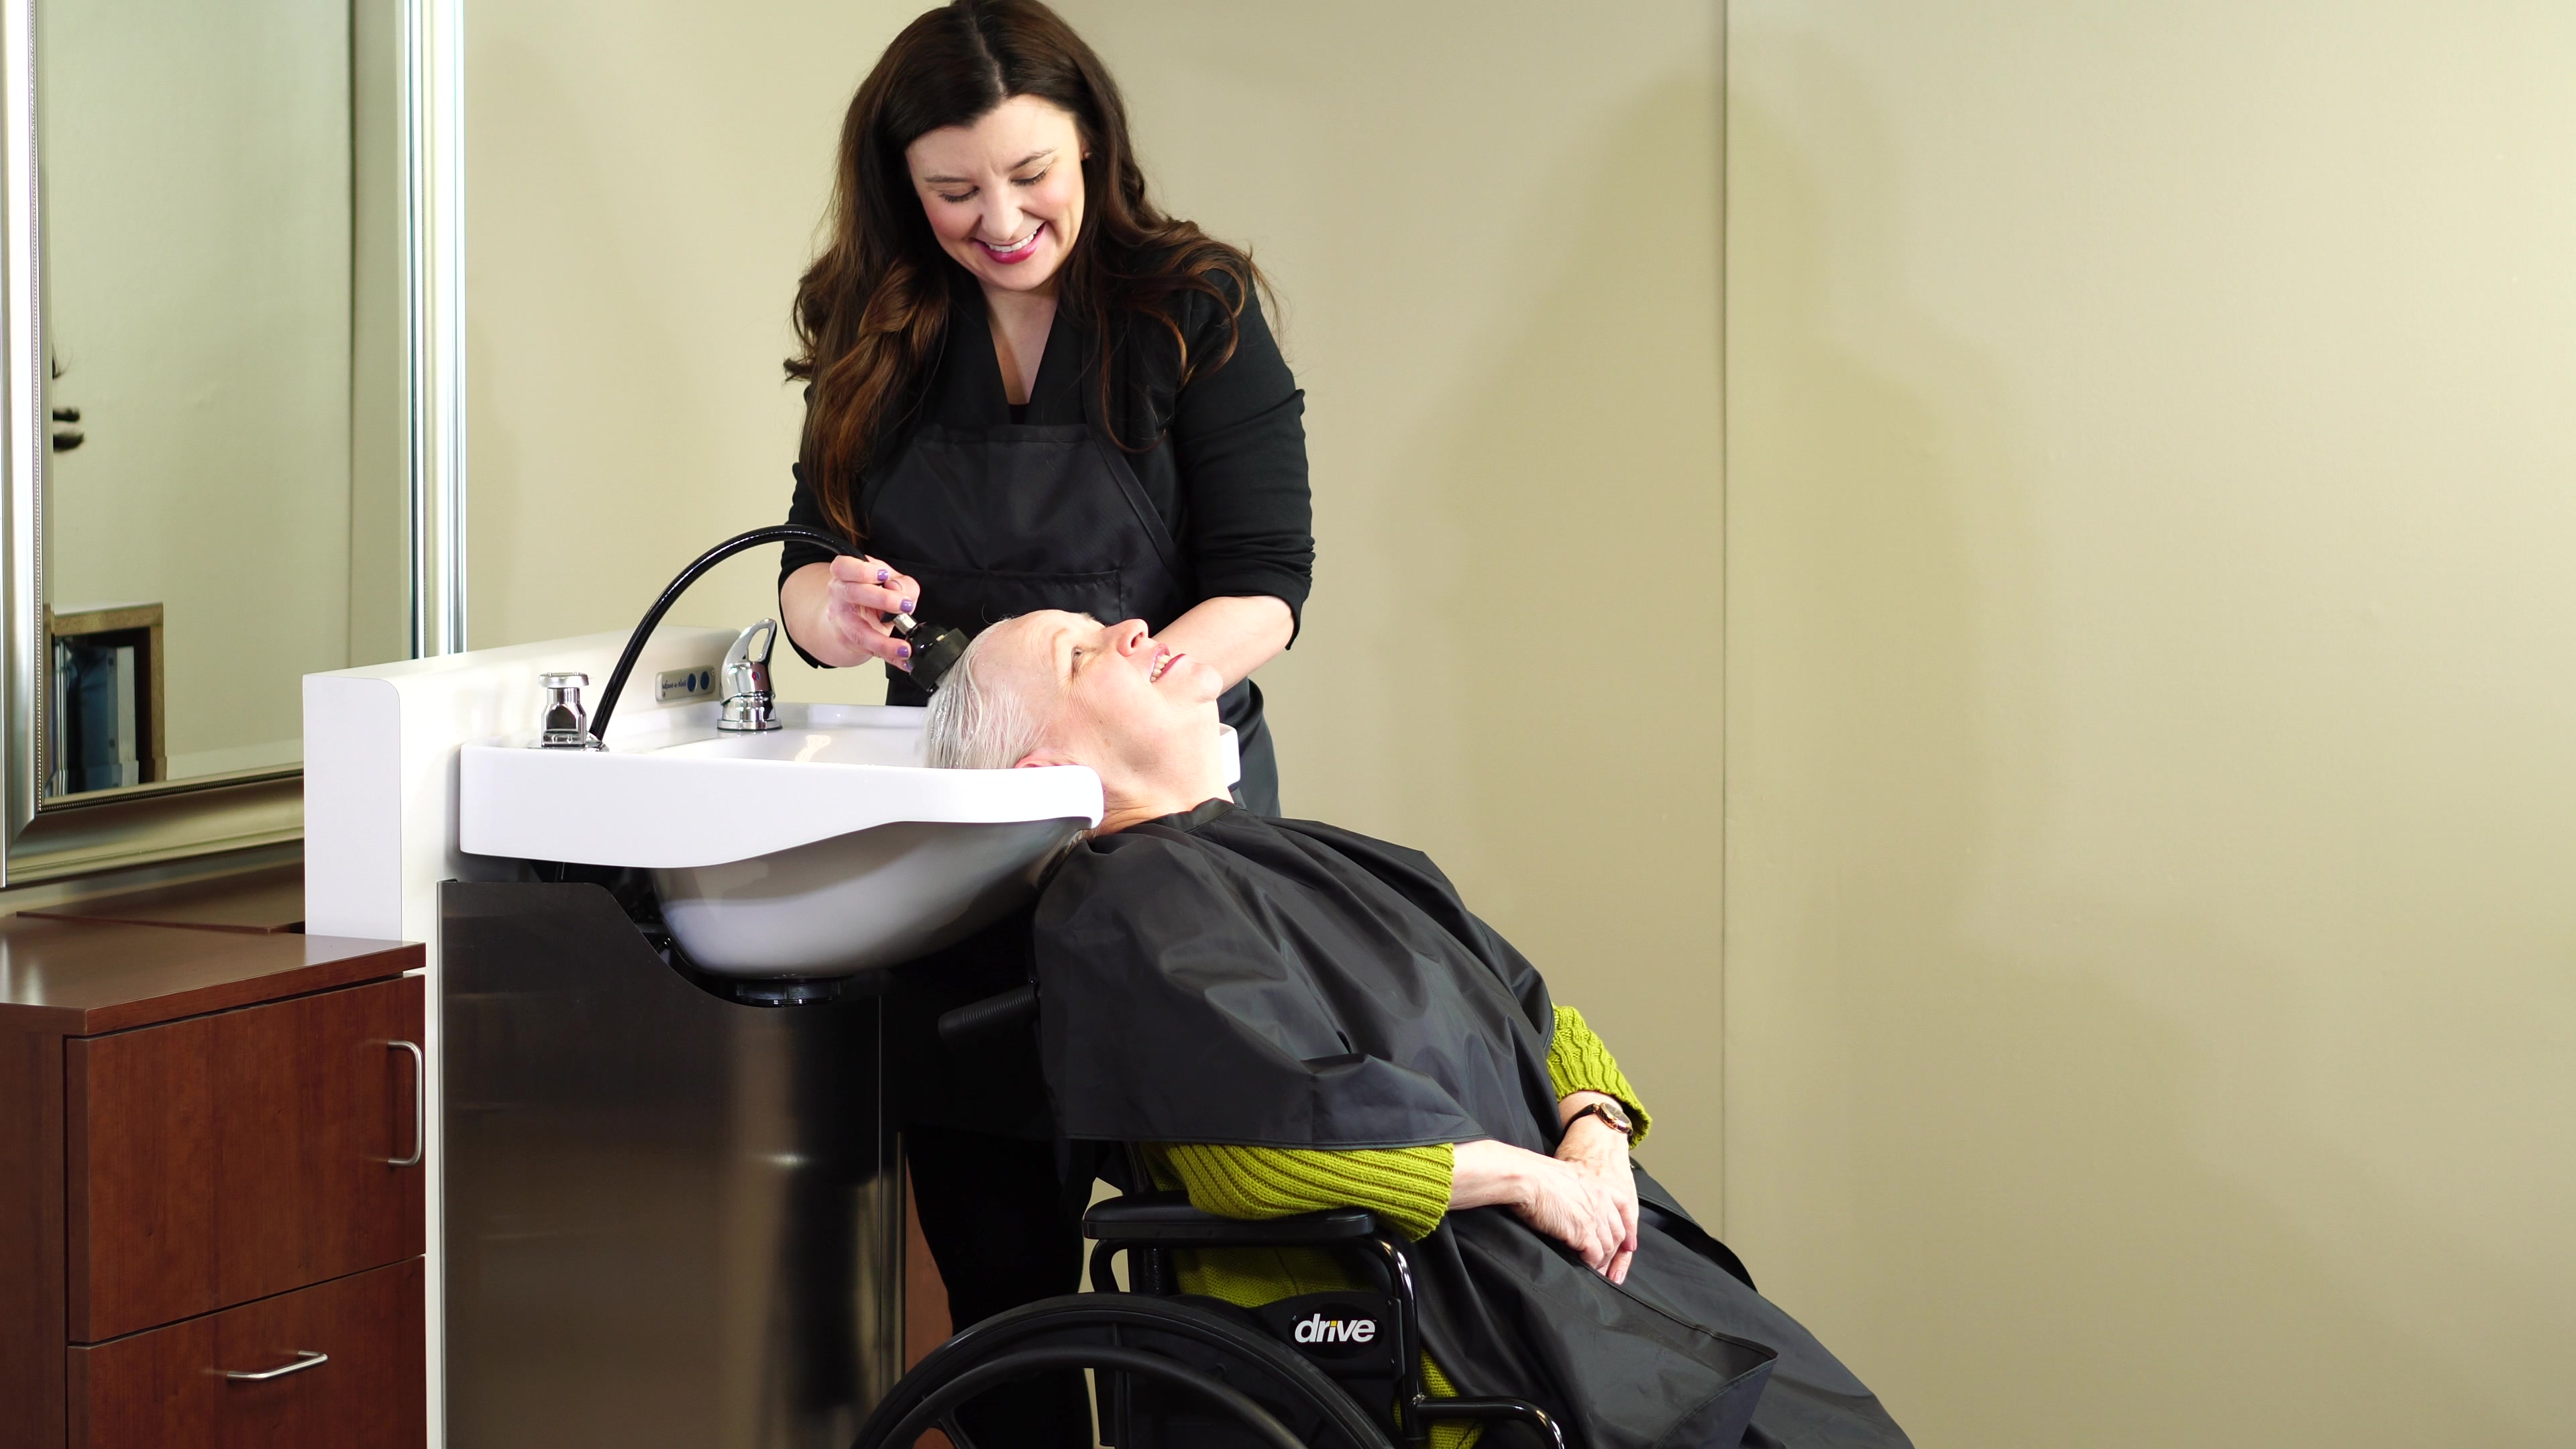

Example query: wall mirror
[1,0,462,883]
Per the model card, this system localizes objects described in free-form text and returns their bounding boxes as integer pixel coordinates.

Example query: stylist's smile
[979,223,1046,262]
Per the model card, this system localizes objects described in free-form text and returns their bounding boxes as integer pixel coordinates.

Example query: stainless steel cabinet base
[442,882,901,1449]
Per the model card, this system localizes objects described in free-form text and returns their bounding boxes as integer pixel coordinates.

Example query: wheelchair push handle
[936,983,1038,1049]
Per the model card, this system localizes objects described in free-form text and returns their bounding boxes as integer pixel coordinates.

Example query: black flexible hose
[587,525,859,745]
[935,983,1039,1049]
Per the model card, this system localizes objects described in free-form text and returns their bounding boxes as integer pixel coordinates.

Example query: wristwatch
[1568,1099,1634,1142]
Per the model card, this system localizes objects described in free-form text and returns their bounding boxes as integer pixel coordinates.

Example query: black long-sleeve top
[779,264,1313,663]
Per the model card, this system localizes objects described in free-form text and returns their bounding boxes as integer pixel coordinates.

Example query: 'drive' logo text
[1293,1313,1378,1345]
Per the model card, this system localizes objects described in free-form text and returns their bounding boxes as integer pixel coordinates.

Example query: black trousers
[906,1126,1093,1447]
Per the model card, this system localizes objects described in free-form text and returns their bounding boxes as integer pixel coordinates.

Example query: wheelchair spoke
[850,1293,1398,1449]
[879,1344,1306,1449]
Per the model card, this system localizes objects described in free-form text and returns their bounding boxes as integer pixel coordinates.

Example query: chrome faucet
[718,619,782,732]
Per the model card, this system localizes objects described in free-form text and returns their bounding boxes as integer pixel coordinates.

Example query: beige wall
[1728,2,2576,1444]
[464,0,915,695]
[466,2,1730,1208]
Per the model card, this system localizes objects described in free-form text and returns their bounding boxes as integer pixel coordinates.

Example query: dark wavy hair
[787,0,1260,544]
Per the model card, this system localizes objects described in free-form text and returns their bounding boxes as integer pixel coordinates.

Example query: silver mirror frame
[0,0,466,884]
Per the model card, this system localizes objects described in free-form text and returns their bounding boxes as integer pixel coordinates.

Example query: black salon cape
[1034,801,1913,1449]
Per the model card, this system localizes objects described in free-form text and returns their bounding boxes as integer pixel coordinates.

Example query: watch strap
[1570,1100,1634,1141]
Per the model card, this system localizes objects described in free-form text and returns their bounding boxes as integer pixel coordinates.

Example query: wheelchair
[852,1183,1564,1449]
[851,990,1565,1449]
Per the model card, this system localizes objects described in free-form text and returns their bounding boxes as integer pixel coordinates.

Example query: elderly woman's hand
[1555,1095,1640,1285]
[1450,1140,1636,1283]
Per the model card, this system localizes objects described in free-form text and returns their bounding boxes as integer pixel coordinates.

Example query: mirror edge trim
[0,0,464,887]
[3,774,301,883]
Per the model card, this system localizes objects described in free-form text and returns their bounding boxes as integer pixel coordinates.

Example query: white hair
[922,621,1053,770]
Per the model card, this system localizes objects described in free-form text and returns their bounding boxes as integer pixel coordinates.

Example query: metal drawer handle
[224,1350,329,1382]
[388,1040,424,1167]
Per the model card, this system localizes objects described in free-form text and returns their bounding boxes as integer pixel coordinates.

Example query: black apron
[860,419,1281,816]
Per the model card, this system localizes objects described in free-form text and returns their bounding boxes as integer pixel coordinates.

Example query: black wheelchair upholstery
[851,1186,1564,1449]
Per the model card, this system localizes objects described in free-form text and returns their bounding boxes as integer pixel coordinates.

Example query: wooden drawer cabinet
[0,910,423,1449]
[68,1258,425,1449]
[67,977,425,1340]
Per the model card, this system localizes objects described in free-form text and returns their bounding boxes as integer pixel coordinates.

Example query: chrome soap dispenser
[536,672,603,749]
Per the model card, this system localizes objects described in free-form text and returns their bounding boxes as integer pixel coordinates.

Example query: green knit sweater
[1142,1005,1651,1449]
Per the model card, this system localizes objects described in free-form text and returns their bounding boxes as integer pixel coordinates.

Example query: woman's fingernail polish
[876,568,890,584]
[900,599,914,614]
[898,644,912,659]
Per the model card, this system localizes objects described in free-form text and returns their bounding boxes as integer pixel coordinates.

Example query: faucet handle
[726,618,776,669]
[724,619,777,697]
[718,620,783,733]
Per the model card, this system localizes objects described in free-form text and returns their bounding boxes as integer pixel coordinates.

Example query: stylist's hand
[1556,1097,1640,1284]
[814,555,922,672]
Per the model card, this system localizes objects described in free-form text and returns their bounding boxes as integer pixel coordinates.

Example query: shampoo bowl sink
[458,703,1104,978]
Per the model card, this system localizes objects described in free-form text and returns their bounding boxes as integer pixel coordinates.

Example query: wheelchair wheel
[853,1293,1397,1449]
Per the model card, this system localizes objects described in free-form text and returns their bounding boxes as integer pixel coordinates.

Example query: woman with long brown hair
[771,3,1310,1442]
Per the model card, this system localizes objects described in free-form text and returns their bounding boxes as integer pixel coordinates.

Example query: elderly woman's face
[984,612,1226,775]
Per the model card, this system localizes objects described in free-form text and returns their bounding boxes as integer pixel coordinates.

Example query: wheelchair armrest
[1083,1191,1383,1246]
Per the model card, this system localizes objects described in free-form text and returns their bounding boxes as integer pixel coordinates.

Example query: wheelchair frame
[1085,1189,1564,1446]
[850,1185,1565,1449]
